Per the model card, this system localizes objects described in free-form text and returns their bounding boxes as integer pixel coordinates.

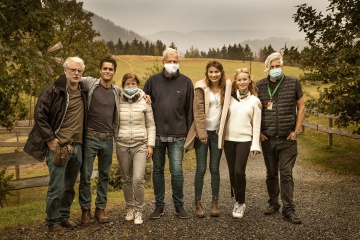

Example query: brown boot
[210,197,219,217]
[95,207,109,223]
[195,199,205,218]
[81,208,91,225]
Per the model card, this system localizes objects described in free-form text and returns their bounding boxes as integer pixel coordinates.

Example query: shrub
[0,167,14,207]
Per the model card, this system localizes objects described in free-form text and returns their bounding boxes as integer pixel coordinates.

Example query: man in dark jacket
[257,52,305,224]
[144,48,194,219]
[24,56,87,233]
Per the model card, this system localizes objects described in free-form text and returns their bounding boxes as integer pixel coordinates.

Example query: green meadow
[0,56,358,229]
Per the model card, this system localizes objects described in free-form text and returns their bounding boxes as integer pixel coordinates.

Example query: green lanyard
[267,75,284,101]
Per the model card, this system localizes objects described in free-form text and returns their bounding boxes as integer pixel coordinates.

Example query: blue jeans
[261,138,298,215]
[45,144,82,225]
[194,131,222,199]
[79,135,113,209]
[152,139,185,207]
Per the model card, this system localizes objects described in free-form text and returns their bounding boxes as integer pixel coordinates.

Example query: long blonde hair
[231,68,258,96]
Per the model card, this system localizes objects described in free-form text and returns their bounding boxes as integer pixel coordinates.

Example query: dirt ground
[0,145,359,239]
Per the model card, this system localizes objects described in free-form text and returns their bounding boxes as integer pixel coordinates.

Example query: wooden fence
[302,112,360,146]
[0,124,99,190]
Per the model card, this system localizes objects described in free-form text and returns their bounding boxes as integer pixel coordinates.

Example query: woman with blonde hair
[222,68,261,218]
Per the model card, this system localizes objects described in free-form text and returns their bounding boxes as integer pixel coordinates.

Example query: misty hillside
[88,10,308,54]
[89,11,147,43]
[145,30,308,54]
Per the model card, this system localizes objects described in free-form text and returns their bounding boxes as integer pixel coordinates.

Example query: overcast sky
[82,0,329,36]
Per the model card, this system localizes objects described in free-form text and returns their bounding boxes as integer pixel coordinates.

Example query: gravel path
[1,145,359,239]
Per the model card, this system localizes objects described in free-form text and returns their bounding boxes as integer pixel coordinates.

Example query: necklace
[212,91,219,104]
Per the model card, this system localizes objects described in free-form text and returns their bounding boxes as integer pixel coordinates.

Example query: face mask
[164,63,179,75]
[124,87,138,96]
[269,68,283,79]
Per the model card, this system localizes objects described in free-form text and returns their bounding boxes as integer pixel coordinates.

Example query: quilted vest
[257,75,298,137]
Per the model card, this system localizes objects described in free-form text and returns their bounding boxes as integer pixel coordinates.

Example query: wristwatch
[295,132,301,136]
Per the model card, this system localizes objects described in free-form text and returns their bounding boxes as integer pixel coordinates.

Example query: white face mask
[164,63,179,75]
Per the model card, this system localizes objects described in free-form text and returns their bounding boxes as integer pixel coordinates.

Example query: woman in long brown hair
[185,60,231,218]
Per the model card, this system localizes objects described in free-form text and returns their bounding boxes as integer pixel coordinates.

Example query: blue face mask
[269,68,283,79]
[124,87,138,96]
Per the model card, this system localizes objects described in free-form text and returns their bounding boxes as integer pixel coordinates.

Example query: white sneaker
[237,204,246,218]
[233,203,246,218]
[125,209,135,221]
[232,202,240,218]
[134,211,143,225]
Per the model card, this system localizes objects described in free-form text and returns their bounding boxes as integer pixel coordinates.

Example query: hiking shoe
[60,218,77,228]
[95,208,109,223]
[134,211,143,225]
[125,209,135,221]
[48,223,65,233]
[81,208,91,225]
[284,211,302,224]
[175,205,189,219]
[264,205,280,215]
[149,206,164,219]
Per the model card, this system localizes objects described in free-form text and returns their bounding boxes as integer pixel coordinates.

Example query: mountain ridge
[89,11,308,54]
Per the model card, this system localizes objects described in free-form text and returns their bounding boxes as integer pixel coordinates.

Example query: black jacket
[24,75,88,161]
[143,69,194,138]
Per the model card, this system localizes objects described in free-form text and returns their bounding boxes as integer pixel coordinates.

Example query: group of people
[24,48,304,233]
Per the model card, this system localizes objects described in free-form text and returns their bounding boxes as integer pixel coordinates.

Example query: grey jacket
[81,77,120,137]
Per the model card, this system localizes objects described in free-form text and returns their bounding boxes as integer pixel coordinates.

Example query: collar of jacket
[53,74,84,92]
[194,79,207,90]
[161,69,180,80]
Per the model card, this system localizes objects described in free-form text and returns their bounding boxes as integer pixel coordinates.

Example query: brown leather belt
[87,131,114,139]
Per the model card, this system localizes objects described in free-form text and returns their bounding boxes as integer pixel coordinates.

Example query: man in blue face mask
[257,52,305,224]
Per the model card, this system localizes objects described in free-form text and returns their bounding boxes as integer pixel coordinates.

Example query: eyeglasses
[67,68,83,74]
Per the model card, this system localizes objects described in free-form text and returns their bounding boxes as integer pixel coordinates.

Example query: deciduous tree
[294,0,360,133]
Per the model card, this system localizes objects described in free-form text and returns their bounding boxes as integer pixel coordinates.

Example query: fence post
[302,125,305,135]
[328,117,333,146]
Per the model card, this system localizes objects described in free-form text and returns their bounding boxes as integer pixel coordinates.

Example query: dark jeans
[152,139,185,207]
[79,135,113,209]
[224,141,251,204]
[194,131,222,199]
[45,144,82,225]
[261,138,298,214]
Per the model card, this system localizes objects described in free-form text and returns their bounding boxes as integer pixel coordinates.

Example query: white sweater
[224,92,262,152]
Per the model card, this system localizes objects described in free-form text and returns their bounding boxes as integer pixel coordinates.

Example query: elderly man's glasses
[67,68,83,74]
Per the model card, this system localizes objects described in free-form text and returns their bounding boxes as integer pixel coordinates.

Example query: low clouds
[82,0,329,36]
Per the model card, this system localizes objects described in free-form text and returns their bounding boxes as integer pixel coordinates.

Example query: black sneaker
[175,205,189,219]
[284,211,302,224]
[264,205,280,215]
[149,206,164,219]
